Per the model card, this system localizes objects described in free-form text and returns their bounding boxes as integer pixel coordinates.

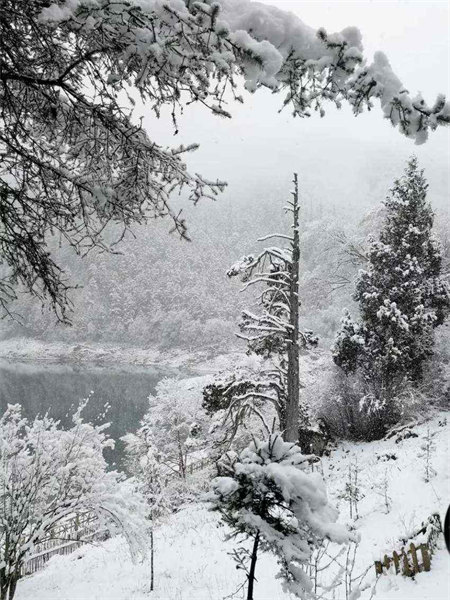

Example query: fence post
[401,550,412,577]
[392,551,400,574]
[382,555,391,572]
[409,543,420,574]
[420,544,431,572]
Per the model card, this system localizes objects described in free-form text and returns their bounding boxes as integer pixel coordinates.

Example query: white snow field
[17,413,449,600]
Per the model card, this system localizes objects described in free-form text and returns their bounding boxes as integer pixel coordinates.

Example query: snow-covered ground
[0,338,249,371]
[319,412,450,600]
[17,413,449,600]
[0,337,328,378]
[0,337,202,367]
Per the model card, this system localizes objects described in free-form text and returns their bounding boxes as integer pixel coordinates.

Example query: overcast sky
[139,0,449,219]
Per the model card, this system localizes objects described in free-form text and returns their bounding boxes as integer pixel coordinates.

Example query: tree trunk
[150,526,154,592]
[177,432,186,479]
[247,532,260,600]
[0,569,18,600]
[8,574,18,600]
[285,173,300,443]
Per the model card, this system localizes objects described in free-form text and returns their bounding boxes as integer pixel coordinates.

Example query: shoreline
[0,337,243,372]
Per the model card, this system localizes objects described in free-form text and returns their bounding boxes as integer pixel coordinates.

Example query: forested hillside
[1,145,448,353]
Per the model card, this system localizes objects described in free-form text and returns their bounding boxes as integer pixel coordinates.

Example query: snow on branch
[38,0,448,145]
[257,233,294,242]
[0,403,149,599]
[4,0,447,320]
[217,0,449,143]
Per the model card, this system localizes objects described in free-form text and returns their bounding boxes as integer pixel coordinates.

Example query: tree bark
[0,569,18,600]
[150,526,154,592]
[285,173,300,443]
[8,573,18,600]
[247,532,260,600]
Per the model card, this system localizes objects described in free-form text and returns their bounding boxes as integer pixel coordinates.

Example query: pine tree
[209,434,353,600]
[333,157,450,399]
[225,175,318,444]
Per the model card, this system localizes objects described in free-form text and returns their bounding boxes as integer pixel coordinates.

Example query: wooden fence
[21,457,211,578]
[162,456,212,485]
[186,457,210,475]
[21,512,109,577]
[374,513,442,577]
[20,455,213,578]
[21,528,109,576]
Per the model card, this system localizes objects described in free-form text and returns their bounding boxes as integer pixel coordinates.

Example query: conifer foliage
[1,0,448,320]
[224,175,318,443]
[333,158,450,397]
[209,434,353,600]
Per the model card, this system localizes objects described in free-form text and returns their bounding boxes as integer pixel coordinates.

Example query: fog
[138,0,449,216]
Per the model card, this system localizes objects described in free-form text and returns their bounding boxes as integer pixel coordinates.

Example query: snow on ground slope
[319,411,450,600]
[17,506,289,600]
[17,413,449,600]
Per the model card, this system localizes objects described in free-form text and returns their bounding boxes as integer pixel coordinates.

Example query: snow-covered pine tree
[225,175,318,444]
[333,157,450,402]
[209,434,354,600]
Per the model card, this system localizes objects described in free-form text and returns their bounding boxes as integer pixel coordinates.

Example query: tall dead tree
[285,174,301,442]
[224,174,317,443]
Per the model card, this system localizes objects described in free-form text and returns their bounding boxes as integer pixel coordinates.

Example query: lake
[0,359,184,470]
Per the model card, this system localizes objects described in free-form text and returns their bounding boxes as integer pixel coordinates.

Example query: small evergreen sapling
[420,427,437,483]
[209,434,354,600]
[372,468,392,514]
[339,458,365,520]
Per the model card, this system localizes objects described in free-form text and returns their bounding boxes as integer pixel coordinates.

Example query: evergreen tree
[333,157,450,399]
[224,175,318,444]
[209,434,353,600]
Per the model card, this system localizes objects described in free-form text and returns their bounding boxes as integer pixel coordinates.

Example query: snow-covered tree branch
[226,175,318,444]
[209,434,355,599]
[1,0,448,320]
[0,403,148,600]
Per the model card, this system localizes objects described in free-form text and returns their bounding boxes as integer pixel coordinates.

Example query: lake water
[0,360,182,470]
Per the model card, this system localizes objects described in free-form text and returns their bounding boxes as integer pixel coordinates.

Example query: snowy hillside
[17,413,449,600]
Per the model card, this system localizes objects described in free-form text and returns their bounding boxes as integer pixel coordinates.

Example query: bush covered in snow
[123,376,215,511]
[0,403,148,600]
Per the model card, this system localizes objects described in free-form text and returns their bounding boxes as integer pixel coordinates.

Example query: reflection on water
[0,360,179,470]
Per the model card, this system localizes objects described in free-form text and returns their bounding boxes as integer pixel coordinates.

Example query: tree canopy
[333,158,450,395]
[1,0,448,320]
